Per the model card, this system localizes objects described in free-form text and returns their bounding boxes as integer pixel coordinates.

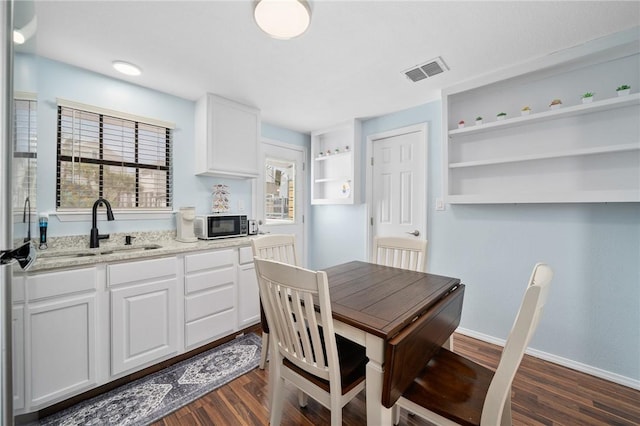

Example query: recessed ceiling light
[254,0,311,40]
[112,61,142,76]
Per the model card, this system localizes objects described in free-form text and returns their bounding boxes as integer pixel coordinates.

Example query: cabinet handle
[406,230,420,237]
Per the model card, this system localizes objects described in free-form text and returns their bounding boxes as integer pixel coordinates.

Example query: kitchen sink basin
[99,244,162,255]
[39,244,163,259]
[39,251,98,258]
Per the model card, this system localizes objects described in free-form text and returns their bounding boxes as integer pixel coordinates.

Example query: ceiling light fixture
[254,0,311,40]
[13,15,37,45]
[112,61,142,76]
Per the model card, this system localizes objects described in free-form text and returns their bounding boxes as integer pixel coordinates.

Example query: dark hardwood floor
[153,333,640,425]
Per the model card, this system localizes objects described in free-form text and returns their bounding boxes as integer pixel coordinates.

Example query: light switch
[238,200,245,211]
[435,198,445,211]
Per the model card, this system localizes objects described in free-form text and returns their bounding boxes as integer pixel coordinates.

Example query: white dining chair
[372,236,428,273]
[250,234,299,369]
[254,258,368,426]
[394,263,554,426]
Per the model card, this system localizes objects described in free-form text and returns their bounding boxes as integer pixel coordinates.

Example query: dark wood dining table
[321,261,463,425]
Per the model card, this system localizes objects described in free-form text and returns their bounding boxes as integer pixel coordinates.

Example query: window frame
[55,99,174,212]
[13,92,38,216]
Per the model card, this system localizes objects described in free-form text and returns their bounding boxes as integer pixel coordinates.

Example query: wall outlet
[238,200,245,212]
[435,198,445,211]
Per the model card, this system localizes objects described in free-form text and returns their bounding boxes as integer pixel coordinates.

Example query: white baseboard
[455,327,640,391]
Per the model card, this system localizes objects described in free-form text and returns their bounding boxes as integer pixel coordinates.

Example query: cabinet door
[196,94,260,178]
[28,294,97,408]
[111,278,178,376]
[13,305,24,411]
[237,262,260,328]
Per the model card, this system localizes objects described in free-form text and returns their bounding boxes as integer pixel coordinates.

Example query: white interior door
[367,124,427,256]
[257,140,306,265]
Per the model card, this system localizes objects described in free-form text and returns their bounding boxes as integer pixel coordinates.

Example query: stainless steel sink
[39,244,162,259]
[99,244,162,255]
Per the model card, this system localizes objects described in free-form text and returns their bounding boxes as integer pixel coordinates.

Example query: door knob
[406,230,420,237]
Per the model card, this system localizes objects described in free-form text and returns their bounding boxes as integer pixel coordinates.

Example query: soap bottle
[39,213,48,250]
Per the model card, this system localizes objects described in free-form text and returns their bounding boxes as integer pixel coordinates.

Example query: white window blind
[13,97,37,214]
[57,104,172,210]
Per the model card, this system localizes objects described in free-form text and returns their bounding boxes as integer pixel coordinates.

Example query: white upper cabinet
[443,30,640,204]
[195,93,261,178]
[311,119,361,204]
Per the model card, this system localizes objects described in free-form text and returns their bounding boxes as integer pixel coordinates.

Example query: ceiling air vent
[403,57,448,83]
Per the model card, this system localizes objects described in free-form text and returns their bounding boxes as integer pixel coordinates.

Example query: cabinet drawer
[185,285,234,322]
[108,257,176,287]
[185,249,235,273]
[238,246,253,265]
[185,309,236,349]
[185,267,235,294]
[27,268,97,301]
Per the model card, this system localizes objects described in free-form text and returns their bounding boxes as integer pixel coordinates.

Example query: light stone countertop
[18,230,255,273]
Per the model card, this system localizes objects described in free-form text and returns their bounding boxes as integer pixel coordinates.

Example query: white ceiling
[16,1,640,133]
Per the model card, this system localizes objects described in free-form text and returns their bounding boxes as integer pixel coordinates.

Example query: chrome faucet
[90,197,115,248]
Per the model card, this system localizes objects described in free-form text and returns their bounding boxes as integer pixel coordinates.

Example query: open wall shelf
[443,36,640,204]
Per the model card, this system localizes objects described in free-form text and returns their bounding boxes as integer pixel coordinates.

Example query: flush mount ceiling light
[254,0,311,40]
[13,15,37,45]
[112,60,142,76]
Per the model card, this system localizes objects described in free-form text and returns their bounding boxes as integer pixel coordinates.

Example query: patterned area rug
[36,333,261,426]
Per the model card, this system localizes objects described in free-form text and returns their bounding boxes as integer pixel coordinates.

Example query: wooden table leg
[366,334,393,425]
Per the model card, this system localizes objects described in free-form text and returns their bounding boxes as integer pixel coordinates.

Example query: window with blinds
[13,97,37,214]
[56,104,172,210]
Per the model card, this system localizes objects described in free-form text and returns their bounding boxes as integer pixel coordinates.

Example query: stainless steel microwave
[194,214,248,240]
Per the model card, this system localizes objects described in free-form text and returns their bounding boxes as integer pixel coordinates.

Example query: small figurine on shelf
[458,120,465,129]
[616,85,631,96]
[475,116,483,125]
[334,148,340,154]
[326,149,332,155]
[582,92,595,103]
[345,145,350,151]
[318,151,324,157]
[549,99,562,110]
[521,106,531,116]
[496,112,507,121]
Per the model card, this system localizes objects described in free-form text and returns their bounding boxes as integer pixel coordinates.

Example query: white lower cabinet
[109,257,178,376]
[237,246,260,328]
[25,267,98,409]
[184,249,236,350]
[12,304,24,411]
[15,243,257,415]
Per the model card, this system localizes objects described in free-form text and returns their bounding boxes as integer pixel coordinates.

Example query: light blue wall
[261,122,309,148]
[14,54,640,384]
[13,56,305,238]
[314,99,640,384]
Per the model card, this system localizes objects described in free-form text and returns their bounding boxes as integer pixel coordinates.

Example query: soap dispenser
[38,213,48,250]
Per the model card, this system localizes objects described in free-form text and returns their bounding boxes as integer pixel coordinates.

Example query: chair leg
[330,393,342,426]
[297,390,308,407]
[270,376,285,426]
[259,331,269,369]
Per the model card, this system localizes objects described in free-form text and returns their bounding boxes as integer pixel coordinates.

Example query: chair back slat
[254,258,336,381]
[251,234,299,265]
[251,234,299,336]
[373,236,428,272]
